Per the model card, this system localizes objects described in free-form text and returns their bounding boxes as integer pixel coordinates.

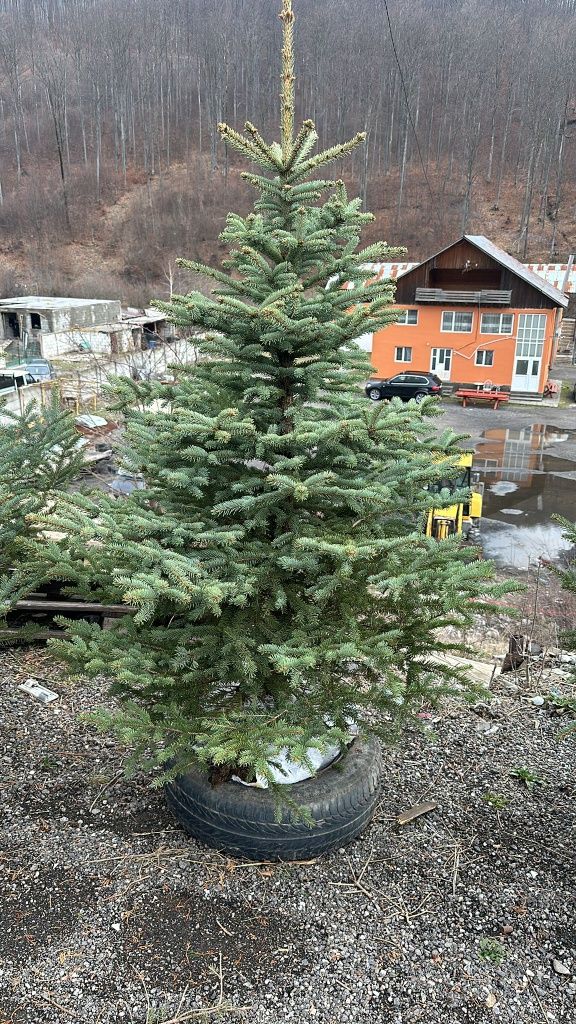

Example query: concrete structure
[0,297,126,361]
[0,295,181,413]
[121,307,175,351]
[0,297,174,365]
[362,236,568,398]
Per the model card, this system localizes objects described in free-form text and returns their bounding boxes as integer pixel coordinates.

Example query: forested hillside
[0,0,575,305]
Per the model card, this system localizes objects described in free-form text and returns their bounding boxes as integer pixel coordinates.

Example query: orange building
[365,236,568,397]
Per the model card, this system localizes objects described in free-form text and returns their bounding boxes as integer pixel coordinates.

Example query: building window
[516,313,547,358]
[396,309,418,325]
[30,313,42,330]
[475,349,494,366]
[481,313,513,334]
[441,311,473,333]
[395,346,412,362]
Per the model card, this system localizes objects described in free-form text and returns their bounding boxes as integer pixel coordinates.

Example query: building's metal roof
[465,236,568,307]
[525,263,576,294]
[364,262,418,281]
[0,296,116,311]
[369,240,569,308]
[122,306,167,327]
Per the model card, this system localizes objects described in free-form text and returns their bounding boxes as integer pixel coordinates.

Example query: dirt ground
[1,640,575,1024]
[1,398,576,1024]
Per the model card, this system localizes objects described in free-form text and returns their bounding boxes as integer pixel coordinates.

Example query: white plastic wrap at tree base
[75,414,108,429]
[231,721,360,789]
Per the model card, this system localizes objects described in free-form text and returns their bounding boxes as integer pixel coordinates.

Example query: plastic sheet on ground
[75,414,108,429]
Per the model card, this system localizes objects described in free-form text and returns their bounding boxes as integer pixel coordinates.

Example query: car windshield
[428,469,470,494]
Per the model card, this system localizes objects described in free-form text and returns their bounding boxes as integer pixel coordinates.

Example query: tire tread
[165,736,383,860]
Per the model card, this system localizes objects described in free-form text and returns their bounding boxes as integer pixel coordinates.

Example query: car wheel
[368,388,382,401]
[413,391,427,403]
[165,734,383,861]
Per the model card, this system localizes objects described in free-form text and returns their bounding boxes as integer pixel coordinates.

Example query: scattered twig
[452,843,462,897]
[35,993,90,1021]
[380,890,437,925]
[331,977,352,993]
[131,829,182,837]
[88,846,191,866]
[88,767,125,813]
[216,918,233,937]
[105,870,154,902]
[328,847,380,910]
[156,953,251,1023]
[528,980,551,1024]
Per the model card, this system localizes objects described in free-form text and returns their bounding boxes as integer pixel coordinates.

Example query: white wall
[353,332,374,353]
[0,382,45,415]
[41,327,133,359]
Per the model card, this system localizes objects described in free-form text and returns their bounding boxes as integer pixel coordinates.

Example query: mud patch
[0,865,98,964]
[15,773,173,838]
[123,889,306,988]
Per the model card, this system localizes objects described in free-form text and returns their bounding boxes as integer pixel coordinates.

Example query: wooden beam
[15,599,135,617]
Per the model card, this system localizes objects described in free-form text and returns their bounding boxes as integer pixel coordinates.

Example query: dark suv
[365,371,442,403]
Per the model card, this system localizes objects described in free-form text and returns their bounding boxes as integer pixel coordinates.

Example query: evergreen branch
[289,133,367,182]
[244,121,284,170]
[217,123,279,170]
[240,172,285,198]
[238,246,276,278]
[285,119,318,170]
[174,259,250,297]
[279,0,296,161]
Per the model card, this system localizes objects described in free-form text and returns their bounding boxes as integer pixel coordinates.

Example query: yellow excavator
[425,452,483,542]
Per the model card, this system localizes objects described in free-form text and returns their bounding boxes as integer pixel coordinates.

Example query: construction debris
[17,678,59,704]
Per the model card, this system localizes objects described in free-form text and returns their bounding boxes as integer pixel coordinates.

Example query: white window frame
[473,350,491,366]
[516,313,547,358]
[396,309,418,326]
[480,312,514,335]
[441,310,473,333]
[394,346,412,363]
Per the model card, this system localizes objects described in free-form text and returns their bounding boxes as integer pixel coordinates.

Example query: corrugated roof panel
[526,264,576,293]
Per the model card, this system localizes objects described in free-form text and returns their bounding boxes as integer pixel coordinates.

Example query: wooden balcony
[415,288,512,305]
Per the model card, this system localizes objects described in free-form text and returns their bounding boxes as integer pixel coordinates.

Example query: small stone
[501,925,513,935]
[111,922,121,932]
[553,960,570,976]
[531,696,545,706]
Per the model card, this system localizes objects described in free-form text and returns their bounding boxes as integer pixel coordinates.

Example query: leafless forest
[0,0,575,304]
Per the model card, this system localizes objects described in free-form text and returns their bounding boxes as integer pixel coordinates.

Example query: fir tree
[0,396,86,585]
[34,0,507,786]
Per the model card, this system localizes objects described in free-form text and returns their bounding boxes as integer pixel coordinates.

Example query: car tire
[164,734,383,861]
[368,388,382,401]
[413,391,427,403]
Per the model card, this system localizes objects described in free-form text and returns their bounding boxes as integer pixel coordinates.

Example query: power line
[382,0,442,231]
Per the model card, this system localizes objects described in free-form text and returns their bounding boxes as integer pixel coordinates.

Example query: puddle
[473,424,576,570]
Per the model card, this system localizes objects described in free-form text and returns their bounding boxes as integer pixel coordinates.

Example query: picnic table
[455,385,510,410]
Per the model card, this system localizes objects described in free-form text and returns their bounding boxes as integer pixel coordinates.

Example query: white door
[511,314,546,393]
[511,354,541,392]
[430,347,452,381]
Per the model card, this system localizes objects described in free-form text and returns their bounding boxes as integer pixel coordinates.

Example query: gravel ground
[1,640,575,1024]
